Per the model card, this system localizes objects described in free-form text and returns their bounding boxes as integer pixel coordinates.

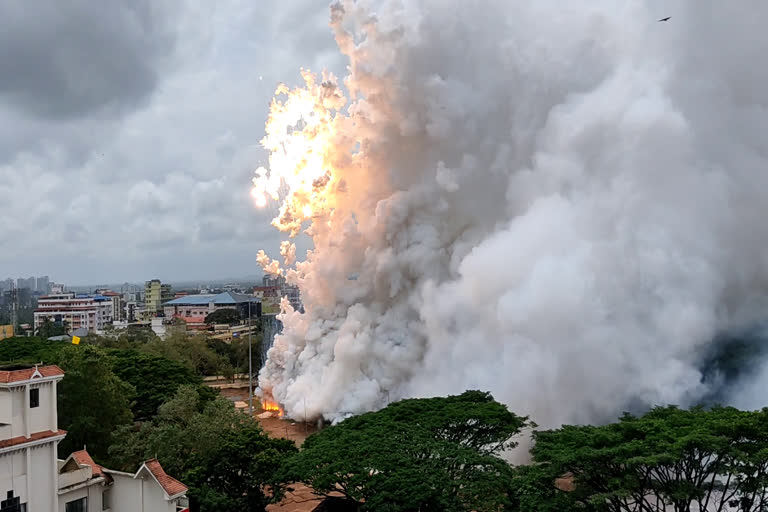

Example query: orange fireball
[261,398,284,417]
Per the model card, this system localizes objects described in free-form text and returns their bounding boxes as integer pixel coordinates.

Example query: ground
[215,381,317,446]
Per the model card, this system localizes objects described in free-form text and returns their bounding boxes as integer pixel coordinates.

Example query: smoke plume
[256,0,768,427]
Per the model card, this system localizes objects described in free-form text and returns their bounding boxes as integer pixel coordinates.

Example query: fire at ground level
[213,380,317,446]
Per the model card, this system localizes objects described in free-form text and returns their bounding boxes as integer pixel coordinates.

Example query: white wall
[106,473,178,512]
[29,443,57,512]
[9,388,27,439]
[0,450,27,505]
[0,382,58,440]
[58,484,104,512]
[29,382,57,434]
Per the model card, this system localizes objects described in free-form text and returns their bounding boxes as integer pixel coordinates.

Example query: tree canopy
[35,318,67,338]
[281,390,530,512]
[528,405,768,512]
[204,308,241,325]
[107,349,216,420]
[56,346,135,462]
[110,385,297,512]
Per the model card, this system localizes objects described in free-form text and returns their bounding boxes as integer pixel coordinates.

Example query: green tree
[35,319,67,338]
[186,422,297,512]
[204,308,241,325]
[0,336,69,364]
[107,349,215,420]
[507,464,591,512]
[142,331,231,377]
[57,346,135,463]
[531,405,768,512]
[109,385,296,512]
[282,390,530,512]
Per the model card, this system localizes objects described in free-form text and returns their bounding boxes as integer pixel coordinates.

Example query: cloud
[0,1,175,120]
[0,1,340,283]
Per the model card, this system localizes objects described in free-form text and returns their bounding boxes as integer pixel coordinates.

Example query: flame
[261,398,284,417]
[250,187,268,208]
[250,70,346,237]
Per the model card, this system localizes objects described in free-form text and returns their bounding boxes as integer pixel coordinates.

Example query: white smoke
[257,0,768,427]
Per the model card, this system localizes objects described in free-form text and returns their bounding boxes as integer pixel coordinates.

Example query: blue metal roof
[163,291,260,306]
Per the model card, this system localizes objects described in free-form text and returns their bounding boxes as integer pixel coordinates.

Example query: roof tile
[144,459,188,497]
[0,365,65,384]
[0,429,66,449]
[72,450,106,479]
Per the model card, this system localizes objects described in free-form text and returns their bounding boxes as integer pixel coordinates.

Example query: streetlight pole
[248,300,253,416]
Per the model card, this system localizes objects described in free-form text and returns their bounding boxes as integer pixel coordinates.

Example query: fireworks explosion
[251,0,768,428]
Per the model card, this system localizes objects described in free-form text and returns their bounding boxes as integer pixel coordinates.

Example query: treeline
[5,336,768,511]
[88,327,263,379]
[275,395,768,512]
[0,335,283,511]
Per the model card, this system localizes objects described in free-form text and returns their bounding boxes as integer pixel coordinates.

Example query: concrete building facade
[144,281,172,320]
[0,364,188,512]
[162,292,260,324]
[33,294,114,334]
[0,364,67,512]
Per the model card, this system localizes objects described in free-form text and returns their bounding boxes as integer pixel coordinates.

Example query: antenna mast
[10,284,18,335]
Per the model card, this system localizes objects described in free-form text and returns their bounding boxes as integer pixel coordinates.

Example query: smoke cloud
[257,0,768,428]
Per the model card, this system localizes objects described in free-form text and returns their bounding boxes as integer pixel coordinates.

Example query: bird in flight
[658,16,671,22]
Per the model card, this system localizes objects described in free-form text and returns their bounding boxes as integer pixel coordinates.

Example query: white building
[34,294,114,334]
[0,364,67,511]
[0,364,188,512]
[58,451,188,512]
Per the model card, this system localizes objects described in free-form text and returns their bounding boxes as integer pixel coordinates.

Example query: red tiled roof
[266,484,345,512]
[0,365,65,383]
[174,316,206,324]
[144,459,188,497]
[0,429,66,449]
[72,450,106,479]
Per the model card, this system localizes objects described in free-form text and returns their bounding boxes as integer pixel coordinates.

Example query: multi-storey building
[15,278,35,293]
[143,281,172,320]
[95,291,123,322]
[0,363,189,512]
[33,294,114,334]
[35,277,50,295]
[162,292,261,325]
[0,364,67,511]
[257,275,302,313]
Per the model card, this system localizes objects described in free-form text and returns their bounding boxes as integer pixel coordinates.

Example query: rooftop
[0,429,67,451]
[142,459,188,498]
[163,291,260,306]
[71,450,106,479]
[0,364,64,384]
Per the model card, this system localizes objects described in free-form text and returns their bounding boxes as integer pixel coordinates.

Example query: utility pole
[248,300,253,416]
[10,285,18,336]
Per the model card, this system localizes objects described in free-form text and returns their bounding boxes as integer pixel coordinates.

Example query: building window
[65,498,87,512]
[102,490,111,510]
[29,388,39,408]
[0,490,25,512]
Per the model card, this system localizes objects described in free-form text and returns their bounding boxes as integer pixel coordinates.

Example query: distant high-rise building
[144,279,172,319]
[0,278,13,293]
[16,277,35,291]
[36,276,50,293]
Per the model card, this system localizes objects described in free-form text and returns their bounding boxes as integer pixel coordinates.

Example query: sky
[0,1,342,284]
